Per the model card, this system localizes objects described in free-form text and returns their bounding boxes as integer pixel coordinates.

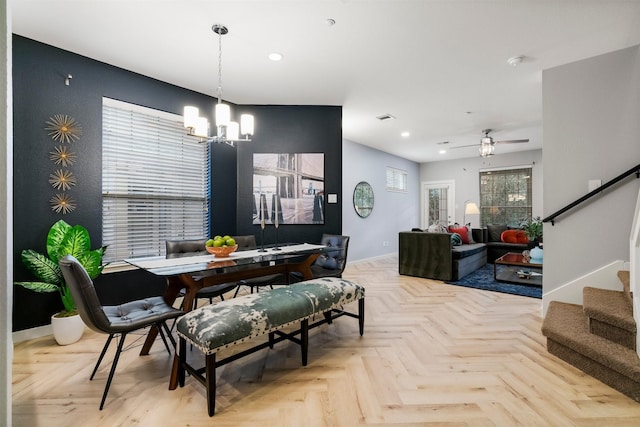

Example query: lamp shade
[194,117,209,138]
[183,106,199,129]
[227,121,240,141]
[215,103,231,127]
[240,114,254,136]
[465,202,480,215]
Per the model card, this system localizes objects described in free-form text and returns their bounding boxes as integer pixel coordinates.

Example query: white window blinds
[102,98,210,262]
[386,167,408,192]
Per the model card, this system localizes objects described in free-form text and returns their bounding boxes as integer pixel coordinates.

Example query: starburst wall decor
[45,114,83,143]
[50,193,76,214]
[49,169,77,190]
[45,114,82,214]
[49,145,76,166]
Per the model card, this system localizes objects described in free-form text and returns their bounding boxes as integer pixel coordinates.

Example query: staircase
[542,271,640,400]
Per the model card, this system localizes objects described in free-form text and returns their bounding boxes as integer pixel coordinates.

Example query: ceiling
[11,1,640,163]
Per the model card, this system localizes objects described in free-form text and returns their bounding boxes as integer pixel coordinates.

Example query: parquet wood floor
[12,255,640,426]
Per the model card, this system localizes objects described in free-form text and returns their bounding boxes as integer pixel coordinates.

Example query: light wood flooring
[12,255,640,426]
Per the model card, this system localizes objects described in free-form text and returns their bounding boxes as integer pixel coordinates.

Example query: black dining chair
[290,234,350,282]
[59,255,184,410]
[165,238,238,310]
[232,235,285,296]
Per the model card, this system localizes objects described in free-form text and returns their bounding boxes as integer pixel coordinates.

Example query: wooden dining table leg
[140,274,199,356]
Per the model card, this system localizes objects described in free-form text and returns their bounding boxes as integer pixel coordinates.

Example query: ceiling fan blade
[448,144,480,150]
[494,139,529,144]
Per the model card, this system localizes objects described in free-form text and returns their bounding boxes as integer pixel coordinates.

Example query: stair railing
[543,163,640,225]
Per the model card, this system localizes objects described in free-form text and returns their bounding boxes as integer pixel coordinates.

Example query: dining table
[124,242,329,389]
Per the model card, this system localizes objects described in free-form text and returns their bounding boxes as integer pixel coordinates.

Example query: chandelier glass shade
[184,24,254,145]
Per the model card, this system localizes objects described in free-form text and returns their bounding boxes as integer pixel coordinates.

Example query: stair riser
[547,338,640,402]
[590,318,637,350]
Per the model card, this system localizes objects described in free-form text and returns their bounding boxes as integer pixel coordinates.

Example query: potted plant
[15,219,106,345]
[521,216,543,262]
[521,216,543,243]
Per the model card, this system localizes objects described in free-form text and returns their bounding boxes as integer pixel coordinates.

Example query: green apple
[205,239,215,247]
[213,238,224,247]
[225,238,236,247]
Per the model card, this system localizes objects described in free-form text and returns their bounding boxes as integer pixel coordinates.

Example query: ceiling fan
[451,129,530,157]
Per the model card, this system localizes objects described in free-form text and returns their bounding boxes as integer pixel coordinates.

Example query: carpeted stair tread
[583,287,636,333]
[542,301,640,383]
[618,270,633,310]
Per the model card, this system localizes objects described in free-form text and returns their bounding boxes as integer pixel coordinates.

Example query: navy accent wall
[12,35,342,331]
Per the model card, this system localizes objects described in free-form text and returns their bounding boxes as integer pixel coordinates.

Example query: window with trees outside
[479,167,532,227]
[101,98,210,263]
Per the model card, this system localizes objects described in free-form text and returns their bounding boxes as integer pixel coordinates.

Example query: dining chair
[290,234,350,282]
[165,238,238,310]
[59,255,184,410]
[232,235,285,296]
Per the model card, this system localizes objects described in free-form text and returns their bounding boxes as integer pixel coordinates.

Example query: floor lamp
[464,201,480,227]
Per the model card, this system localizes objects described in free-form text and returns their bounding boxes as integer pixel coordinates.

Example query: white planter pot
[51,313,85,345]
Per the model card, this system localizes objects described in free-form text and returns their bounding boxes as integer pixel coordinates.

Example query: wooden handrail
[543,163,640,225]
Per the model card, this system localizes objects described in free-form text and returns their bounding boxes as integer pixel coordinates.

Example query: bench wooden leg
[268,331,275,349]
[323,311,333,324]
[178,338,186,388]
[358,298,365,336]
[301,319,309,366]
[206,353,216,416]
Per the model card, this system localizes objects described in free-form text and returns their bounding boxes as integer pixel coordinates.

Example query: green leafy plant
[15,220,106,317]
[521,216,543,242]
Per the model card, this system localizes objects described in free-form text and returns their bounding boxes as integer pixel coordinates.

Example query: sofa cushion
[487,224,508,242]
[452,243,487,259]
[500,229,529,244]
[448,226,470,244]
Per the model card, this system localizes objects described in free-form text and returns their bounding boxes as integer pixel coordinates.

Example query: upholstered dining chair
[290,234,350,282]
[59,255,184,410]
[165,238,238,310]
[232,235,285,296]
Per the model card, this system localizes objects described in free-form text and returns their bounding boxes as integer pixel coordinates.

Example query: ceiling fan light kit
[448,129,530,157]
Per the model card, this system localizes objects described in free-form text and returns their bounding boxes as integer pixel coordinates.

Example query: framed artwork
[253,153,324,225]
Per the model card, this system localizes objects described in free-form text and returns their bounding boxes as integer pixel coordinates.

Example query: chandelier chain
[217,28,223,102]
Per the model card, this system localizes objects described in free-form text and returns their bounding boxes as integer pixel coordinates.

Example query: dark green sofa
[398,230,487,281]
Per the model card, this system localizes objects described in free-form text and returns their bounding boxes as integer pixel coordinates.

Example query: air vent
[376,114,396,121]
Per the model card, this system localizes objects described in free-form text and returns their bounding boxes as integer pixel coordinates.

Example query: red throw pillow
[449,226,470,244]
[501,229,529,244]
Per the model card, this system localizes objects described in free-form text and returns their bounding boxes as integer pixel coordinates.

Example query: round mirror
[353,181,374,218]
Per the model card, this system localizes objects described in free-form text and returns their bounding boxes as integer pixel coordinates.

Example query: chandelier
[184,24,254,146]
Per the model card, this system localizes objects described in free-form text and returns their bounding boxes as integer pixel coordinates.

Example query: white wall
[420,149,544,227]
[542,45,640,294]
[1,1,12,424]
[342,139,420,261]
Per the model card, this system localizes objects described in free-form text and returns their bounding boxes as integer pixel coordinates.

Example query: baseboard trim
[13,324,52,343]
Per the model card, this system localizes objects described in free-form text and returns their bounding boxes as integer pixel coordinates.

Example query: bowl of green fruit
[205,235,238,257]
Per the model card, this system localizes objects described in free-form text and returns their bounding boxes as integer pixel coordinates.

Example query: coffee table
[494,252,542,286]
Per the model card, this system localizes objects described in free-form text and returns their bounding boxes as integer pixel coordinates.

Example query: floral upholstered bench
[175,277,365,416]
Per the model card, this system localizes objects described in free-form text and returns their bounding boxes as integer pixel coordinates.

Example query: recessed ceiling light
[401,131,410,138]
[268,52,283,61]
[439,150,447,154]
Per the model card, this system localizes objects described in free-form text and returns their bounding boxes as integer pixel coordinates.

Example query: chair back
[165,238,207,257]
[59,255,112,333]
[233,235,257,251]
[315,234,350,276]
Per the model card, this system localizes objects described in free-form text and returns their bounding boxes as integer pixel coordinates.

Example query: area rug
[446,264,542,299]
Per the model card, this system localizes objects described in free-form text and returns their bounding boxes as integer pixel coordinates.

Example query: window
[102,98,210,262]
[386,167,407,192]
[479,166,532,227]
